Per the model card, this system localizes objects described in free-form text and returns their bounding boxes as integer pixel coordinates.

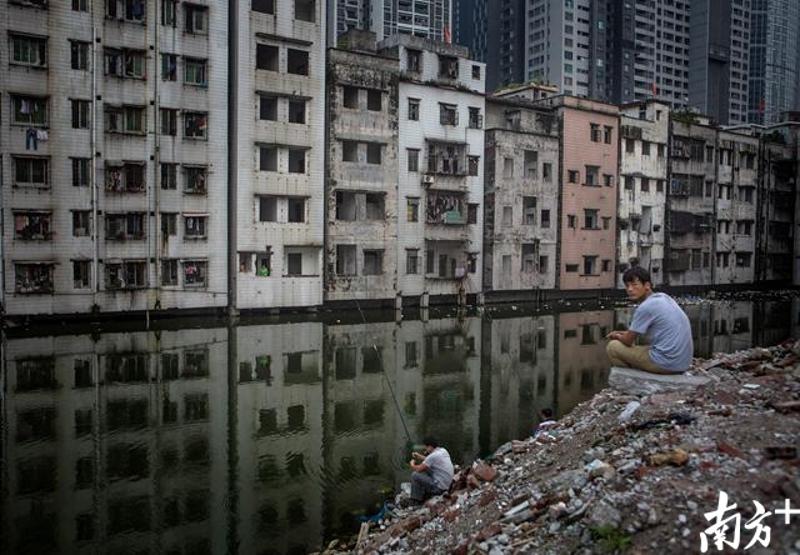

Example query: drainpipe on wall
[227,0,239,320]
[91,5,99,306]
[153,0,161,306]
[711,130,719,286]
[664,116,673,285]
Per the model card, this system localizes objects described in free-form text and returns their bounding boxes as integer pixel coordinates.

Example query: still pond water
[3,298,799,554]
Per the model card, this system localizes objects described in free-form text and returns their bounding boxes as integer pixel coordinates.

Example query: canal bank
[344,342,800,554]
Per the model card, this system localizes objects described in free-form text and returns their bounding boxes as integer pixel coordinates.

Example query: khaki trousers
[606,340,675,375]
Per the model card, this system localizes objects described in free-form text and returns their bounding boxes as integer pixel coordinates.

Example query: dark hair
[540,408,553,419]
[422,436,439,448]
[622,266,652,286]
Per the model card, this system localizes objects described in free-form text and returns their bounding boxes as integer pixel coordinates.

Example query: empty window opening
[336,245,356,275]
[363,250,383,275]
[367,89,382,111]
[259,196,278,222]
[287,197,305,222]
[295,0,314,21]
[336,191,357,221]
[260,95,277,120]
[287,49,309,75]
[288,148,305,173]
[365,193,384,220]
[288,99,306,123]
[256,44,279,71]
[524,150,538,178]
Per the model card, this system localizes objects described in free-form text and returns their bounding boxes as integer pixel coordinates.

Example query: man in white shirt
[408,437,454,503]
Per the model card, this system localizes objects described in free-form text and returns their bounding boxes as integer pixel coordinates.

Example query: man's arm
[409,460,429,472]
[606,329,638,347]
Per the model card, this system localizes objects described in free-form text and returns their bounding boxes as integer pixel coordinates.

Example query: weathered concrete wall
[618,101,670,287]
[1,0,228,315]
[484,99,559,292]
[325,47,400,301]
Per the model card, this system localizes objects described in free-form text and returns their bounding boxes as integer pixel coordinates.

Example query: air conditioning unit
[422,174,435,186]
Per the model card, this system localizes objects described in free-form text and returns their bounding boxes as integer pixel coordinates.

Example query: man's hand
[607,329,638,347]
[412,452,425,462]
[606,330,620,341]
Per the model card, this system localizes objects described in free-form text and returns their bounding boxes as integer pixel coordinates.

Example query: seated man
[606,267,693,374]
[408,437,454,503]
[532,408,557,439]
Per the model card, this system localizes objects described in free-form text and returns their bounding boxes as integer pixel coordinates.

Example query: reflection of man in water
[606,267,693,374]
[408,437,454,503]
[532,408,557,438]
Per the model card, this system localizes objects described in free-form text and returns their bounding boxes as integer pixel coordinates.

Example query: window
[10,34,47,67]
[161,53,177,80]
[585,165,599,186]
[603,126,613,144]
[15,263,54,294]
[641,177,649,192]
[256,44,279,71]
[287,197,306,222]
[73,0,88,10]
[287,49,309,75]
[542,163,552,181]
[294,0,314,21]
[161,213,177,235]
[735,252,751,267]
[656,179,664,193]
[184,57,207,85]
[739,186,754,202]
[161,163,177,189]
[468,155,479,176]
[162,0,177,25]
[73,261,90,289]
[259,146,277,171]
[626,138,635,153]
[408,98,420,120]
[184,112,207,139]
[568,170,578,183]
[566,264,578,273]
[161,259,178,285]
[184,215,207,239]
[13,156,49,188]
[407,49,421,72]
[590,123,601,142]
[259,196,277,221]
[105,162,145,193]
[106,0,146,22]
[105,105,145,133]
[286,253,303,276]
[160,108,177,135]
[366,143,382,164]
[602,216,610,230]
[73,211,91,236]
[468,107,482,129]
[524,150,538,178]
[584,209,598,229]
[502,206,513,227]
[183,260,207,287]
[407,149,419,172]
[439,103,458,126]
[336,245,356,275]
[641,141,650,156]
[72,158,90,187]
[539,256,548,273]
[184,166,207,194]
[503,157,514,178]
[522,244,537,273]
[288,148,306,173]
[407,197,419,222]
[259,95,277,120]
[567,214,576,228]
[602,260,611,272]
[472,64,481,79]
[11,95,48,126]
[657,144,665,158]
[583,255,597,275]
[736,220,752,235]
[541,209,550,228]
[288,99,306,123]
[363,250,383,275]
[341,140,358,162]
[104,48,145,78]
[367,89,382,111]
[105,213,145,240]
[426,249,434,274]
[625,176,634,190]
[365,193,384,220]
[438,55,459,79]
[184,4,207,34]
[71,41,90,70]
[468,204,478,224]
[252,0,274,13]
[14,211,52,240]
[603,174,613,187]
[523,197,536,225]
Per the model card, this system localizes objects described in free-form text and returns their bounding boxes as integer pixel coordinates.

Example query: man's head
[540,408,554,420]
[422,437,439,454]
[622,266,653,301]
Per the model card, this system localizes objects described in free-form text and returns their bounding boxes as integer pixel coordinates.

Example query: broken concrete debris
[314,340,800,554]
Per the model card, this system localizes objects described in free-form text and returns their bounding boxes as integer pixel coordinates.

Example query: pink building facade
[556,98,619,290]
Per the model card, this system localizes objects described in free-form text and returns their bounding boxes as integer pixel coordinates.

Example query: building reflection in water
[2,300,795,554]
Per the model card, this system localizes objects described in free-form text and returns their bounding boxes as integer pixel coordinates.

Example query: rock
[512,440,529,454]
[586,499,622,529]
[609,367,711,396]
[771,400,800,414]
[503,500,530,518]
[402,516,422,533]
[649,448,689,466]
[473,461,498,482]
[548,501,568,519]
[619,400,642,422]
[476,523,502,542]
[717,441,745,459]
[686,500,698,512]
[585,459,615,480]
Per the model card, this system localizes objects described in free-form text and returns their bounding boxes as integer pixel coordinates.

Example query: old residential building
[483,94,559,294]
[617,101,670,287]
[714,129,760,284]
[382,35,485,303]
[325,31,400,302]
[236,0,326,309]
[666,117,717,286]
[2,0,228,316]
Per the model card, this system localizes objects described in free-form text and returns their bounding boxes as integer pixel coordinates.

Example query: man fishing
[408,437,454,503]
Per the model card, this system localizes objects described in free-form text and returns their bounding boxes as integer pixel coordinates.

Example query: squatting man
[407,437,454,504]
[606,267,694,374]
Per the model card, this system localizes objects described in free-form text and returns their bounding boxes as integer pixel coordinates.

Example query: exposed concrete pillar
[420,291,430,308]
[395,292,403,310]
[476,292,485,306]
